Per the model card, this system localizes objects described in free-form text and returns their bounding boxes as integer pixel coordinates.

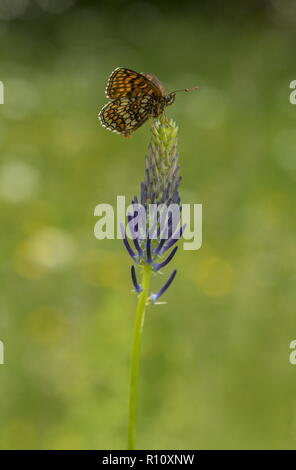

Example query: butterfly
[98,67,198,137]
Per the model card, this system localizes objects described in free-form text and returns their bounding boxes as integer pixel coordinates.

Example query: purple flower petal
[160,224,186,254]
[120,223,138,262]
[154,246,178,272]
[151,270,177,303]
[133,237,144,257]
[154,238,166,256]
[146,237,153,264]
[131,265,143,293]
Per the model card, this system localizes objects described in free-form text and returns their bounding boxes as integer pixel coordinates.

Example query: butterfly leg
[165,110,170,121]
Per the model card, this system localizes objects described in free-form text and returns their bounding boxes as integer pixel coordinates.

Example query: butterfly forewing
[105,68,161,100]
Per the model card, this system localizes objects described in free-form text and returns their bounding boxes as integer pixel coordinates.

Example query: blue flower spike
[122,117,183,301]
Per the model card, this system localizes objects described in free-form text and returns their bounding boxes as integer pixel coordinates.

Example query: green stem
[128,264,152,450]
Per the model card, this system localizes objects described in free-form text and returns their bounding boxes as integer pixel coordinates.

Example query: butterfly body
[99,68,176,137]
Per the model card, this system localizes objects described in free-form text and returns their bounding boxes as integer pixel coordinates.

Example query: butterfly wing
[99,95,155,136]
[105,68,161,99]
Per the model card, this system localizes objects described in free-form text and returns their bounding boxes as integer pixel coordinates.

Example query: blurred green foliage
[0,0,296,450]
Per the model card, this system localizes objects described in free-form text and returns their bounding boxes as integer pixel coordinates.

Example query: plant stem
[128,264,152,450]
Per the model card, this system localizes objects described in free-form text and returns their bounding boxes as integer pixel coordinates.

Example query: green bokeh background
[0,0,295,450]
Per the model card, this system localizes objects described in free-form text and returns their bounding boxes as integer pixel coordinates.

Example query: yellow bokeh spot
[15,241,46,280]
[80,249,128,291]
[51,432,86,450]
[2,420,37,450]
[196,256,235,297]
[15,226,76,279]
[27,307,66,344]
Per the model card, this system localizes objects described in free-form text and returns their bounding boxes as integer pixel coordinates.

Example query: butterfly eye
[166,94,176,106]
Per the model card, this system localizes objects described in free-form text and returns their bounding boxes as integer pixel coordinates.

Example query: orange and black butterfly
[98,67,198,137]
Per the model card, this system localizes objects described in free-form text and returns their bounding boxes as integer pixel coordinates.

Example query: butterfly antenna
[171,86,199,93]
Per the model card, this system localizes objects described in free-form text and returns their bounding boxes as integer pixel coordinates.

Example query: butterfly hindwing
[99,95,156,136]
